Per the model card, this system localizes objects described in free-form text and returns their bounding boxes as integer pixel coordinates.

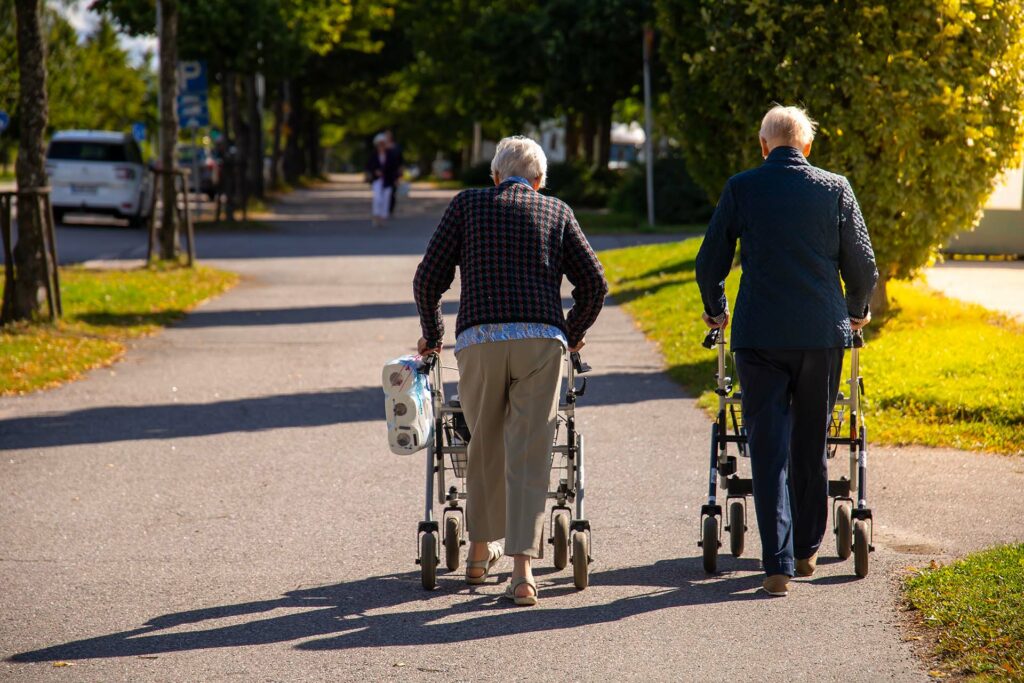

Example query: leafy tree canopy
[657,0,1024,283]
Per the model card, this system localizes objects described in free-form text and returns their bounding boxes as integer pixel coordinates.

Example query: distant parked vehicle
[47,130,153,228]
[177,143,221,199]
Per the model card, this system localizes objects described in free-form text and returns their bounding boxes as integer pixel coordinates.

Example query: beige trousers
[456,338,563,557]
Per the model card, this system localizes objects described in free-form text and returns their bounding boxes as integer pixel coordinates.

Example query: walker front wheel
[572,531,590,590]
[836,504,853,560]
[853,520,870,578]
[420,532,438,590]
[702,515,719,574]
[728,501,745,558]
[444,517,461,571]
[553,513,570,570]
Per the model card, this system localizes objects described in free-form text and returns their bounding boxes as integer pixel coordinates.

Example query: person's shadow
[9,557,765,662]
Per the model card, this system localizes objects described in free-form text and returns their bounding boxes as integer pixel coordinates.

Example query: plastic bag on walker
[382,355,434,455]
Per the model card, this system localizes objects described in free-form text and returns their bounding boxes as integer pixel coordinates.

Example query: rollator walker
[415,351,594,590]
[697,328,874,578]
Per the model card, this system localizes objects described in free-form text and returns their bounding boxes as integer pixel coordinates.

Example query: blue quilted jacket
[695,146,878,349]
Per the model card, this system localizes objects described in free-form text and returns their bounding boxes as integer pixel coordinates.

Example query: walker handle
[570,351,591,375]
[702,327,722,349]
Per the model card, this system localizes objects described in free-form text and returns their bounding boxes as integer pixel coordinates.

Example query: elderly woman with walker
[413,136,607,605]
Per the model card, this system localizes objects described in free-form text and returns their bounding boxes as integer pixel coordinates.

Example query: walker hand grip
[418,353,438,373]
[702,328,721,349]
[570,352,591,374]
[852,330,865,349]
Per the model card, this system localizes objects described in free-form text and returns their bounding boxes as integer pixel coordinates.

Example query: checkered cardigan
[414,181,608,348]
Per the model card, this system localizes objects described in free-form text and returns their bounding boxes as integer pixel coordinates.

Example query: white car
[47,130,153,228]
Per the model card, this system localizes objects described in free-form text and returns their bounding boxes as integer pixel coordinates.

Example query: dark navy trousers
[733,348,844,577]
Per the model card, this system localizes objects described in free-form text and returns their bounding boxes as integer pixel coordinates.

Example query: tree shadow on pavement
[8,558,765,663]
[172,301,459,328]
[0,387,383,450]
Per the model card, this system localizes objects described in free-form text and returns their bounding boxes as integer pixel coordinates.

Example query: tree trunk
[597,102,613,170]
[6,0,49,322]
[581,112,596,166]
[564,113,579,163]
[283,81,304,185]
[157,0,179,260]
[305,108,320,178]
[869,276,889,318]
[246,73,264,200]
[269,80,285,190]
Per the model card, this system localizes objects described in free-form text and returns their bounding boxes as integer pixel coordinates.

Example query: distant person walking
[414,136,607,606]
[695,105,878,597]
[367,132,401,227]
[386,130,404,215]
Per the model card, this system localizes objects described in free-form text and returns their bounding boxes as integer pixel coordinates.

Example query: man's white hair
[759,105,817,148]
[490,135,547,188]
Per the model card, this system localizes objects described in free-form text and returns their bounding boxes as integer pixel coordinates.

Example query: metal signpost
[177,60,209,217]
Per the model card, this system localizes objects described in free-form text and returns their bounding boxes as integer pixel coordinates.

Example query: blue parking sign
[0,111,9,133]
[131,122,146,142]
[178,61,208,95]
[177,93,209,129]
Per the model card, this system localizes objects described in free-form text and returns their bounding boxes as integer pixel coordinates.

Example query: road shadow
[8,558,765,663]
[0,387,383,450]
[77,301,461,329]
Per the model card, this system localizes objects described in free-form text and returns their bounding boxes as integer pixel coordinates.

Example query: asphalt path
[2,176,1022,681]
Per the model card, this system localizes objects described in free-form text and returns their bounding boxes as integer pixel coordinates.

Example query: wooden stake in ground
[4,0,50,323]
[157,0,180,260]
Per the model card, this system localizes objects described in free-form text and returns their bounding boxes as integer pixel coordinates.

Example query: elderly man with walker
[695,105,878,596]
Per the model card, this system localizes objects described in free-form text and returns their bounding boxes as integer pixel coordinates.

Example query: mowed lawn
[1,264,237,394]
[598,238,1024,456]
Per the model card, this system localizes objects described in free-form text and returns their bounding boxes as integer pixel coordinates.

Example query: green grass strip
[905,544,1024,680]
[1,263,237,394]
[598,238,1024,455]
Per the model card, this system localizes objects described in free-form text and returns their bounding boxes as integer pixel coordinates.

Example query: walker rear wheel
[420,532,438,590]
[553,513,570,570]
[572,531,589,590]
[836,504,853,560]
[854,520,870,578]
[702,515,719,573]
[728,501,745,558]
[444,517,461,571]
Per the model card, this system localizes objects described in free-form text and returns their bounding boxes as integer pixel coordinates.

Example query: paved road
[2,177,1022,681]
[925,259,1024,323]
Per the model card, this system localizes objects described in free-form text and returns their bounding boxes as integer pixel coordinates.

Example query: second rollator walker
[697,327,874,578]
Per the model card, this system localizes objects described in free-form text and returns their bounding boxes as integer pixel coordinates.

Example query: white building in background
[526,119,648,168]
[947,159,1024,255]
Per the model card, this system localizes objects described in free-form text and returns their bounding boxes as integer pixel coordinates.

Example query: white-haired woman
[366,132,401,227]
[413,136,608,605]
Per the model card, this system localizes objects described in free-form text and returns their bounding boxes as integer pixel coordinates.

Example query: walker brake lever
[702,328,721,349]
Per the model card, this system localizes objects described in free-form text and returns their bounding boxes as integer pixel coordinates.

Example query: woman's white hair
[373,132,388,146]
[759,105,817,148]
[490,135,547,188]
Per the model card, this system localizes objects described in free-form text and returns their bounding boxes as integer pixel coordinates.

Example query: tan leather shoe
[763,574,790,596]
[796,552,818,577]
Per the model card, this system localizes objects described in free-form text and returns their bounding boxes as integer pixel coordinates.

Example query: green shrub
[609,154,714,224]
[656,0,1024,296]
[544,160,621,208]
[459,161,494,187]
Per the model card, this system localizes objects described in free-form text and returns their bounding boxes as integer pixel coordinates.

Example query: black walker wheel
[728,501,745,558]
[553,513,570,570]
[701,515,719,573]
[444,517,461,571]
[420,532,438,590]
